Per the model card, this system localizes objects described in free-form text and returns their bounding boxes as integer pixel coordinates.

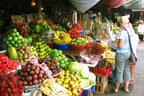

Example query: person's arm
[117,39,124,48]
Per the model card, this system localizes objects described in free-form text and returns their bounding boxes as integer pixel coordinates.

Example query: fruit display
[104,50,115,64]
[38,57,61,77]
[30,19,50,34]
[17,45,34,63]
[68,28,81,39]
[56,26,67,32]
[96,59,112,69]
[41,30,54,44]
[70,37,86,45]
[68,23,84,39]
[49,49,69,69]
[40,79,68,96]
[14,23,29,37]
[6,28,26,48]
[0,56,19,75]
[32,39,51,59]
[53,31,72,44]
[80,54,101,65]
[83,36,93,43]
[72,23,84,31]
[89,43,105,55]
[0,73,24,96]
[17,62,48,86]
[55,70,82,96]
[7,46,19,60]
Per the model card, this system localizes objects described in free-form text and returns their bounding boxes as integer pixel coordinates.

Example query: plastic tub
[70,44,85,52]
[0,50,7,57]
[82,85,95,96]
[92,66,112,76]
[85,43,93,49]
[55,44,69,51]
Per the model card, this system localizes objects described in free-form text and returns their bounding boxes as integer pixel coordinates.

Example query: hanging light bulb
[31,0,36,7]
[40,7,44,11]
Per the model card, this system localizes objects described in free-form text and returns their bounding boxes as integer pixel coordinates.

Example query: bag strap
[124,29,133,53]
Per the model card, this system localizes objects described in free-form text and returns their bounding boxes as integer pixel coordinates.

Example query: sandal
[113,89,118,93]
[123,87,129,93]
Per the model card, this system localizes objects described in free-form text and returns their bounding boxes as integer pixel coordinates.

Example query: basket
[85,43,93,49]
[0,50,7,57]
[55,44,69,51]
[70,44,85,52]
[92,66,112,76]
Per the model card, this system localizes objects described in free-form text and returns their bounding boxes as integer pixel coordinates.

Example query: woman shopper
[114,16,134,93]
[129,24,139,84]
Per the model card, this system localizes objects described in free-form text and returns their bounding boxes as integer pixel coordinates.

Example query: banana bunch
[83,36,93,43]
[53,31,72,44]
[100,42,109,51]
[105,50,115,64]
[37,18,47,25]
[7,46,19,60]
[112,23,120,33]
[40,79,68,96]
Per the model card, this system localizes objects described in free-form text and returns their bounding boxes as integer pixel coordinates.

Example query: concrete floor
[94,43,144,96]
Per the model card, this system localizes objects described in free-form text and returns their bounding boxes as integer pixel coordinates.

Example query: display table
[62,50,86,61]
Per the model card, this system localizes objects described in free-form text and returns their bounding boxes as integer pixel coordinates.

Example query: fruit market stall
[0,19,94,96]
[0,11,118,95]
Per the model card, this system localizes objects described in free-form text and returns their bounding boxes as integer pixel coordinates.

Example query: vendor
[137,20,144,42]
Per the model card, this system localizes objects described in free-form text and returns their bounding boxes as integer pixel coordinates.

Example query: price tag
[28,56,39,65]
[40,63,54,80]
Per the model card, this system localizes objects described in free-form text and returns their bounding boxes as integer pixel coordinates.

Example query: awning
[124,0,144,11]
[69,0,100,13]
[107,0,131,10]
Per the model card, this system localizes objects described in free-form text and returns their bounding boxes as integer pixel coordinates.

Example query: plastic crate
[70,44,85,52]
[82,85,95,96]
[92,66,112,76]
[0,50,7,57]
[55,44,69,50]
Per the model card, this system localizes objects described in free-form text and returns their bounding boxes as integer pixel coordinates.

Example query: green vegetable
[80,65,90,78]
[88,72,96,85]
[80,79,90,88]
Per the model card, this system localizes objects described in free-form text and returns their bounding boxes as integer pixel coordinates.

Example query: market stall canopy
[124,0,144,11]
[68,0,101,13]
[107,0,131,10]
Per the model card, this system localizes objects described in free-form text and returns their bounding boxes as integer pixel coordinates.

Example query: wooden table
[62,50,86,61]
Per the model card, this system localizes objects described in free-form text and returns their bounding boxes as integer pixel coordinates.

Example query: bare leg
[130,64,135,80]
[114,83,120,92]
[124,80,129,92]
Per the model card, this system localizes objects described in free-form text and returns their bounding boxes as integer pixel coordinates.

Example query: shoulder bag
[126,29,137,65]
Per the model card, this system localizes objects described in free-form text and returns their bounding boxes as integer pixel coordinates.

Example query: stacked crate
[95,75,108,93]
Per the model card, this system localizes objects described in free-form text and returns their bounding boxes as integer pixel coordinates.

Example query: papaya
[7,46,19,60]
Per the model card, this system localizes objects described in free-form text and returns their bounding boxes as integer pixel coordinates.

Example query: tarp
[124,0,144,11]
[69,0,100,13]
[107,0,131,10]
